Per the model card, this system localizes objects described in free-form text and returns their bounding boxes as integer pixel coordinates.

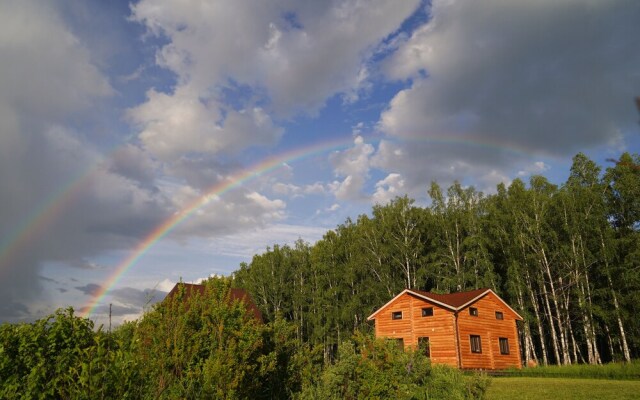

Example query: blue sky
[1,0,639,325]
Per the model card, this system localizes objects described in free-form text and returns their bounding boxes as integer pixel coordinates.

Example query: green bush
[297,333,489,400]
[0,307,141,399]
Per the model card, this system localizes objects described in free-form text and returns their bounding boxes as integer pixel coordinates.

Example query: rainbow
[0,156,108,277]
[78,133,540,317]
[78,136,356,316]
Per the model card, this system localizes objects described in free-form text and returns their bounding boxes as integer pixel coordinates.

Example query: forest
[0,152,638,399]
[234,152,640,366]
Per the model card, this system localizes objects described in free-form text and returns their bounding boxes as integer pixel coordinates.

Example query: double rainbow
[0,133,533,318]
[78,137,357,316]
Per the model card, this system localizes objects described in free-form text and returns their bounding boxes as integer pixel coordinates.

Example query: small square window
[499,338,510,355]
[470,335,482,353]
[422,307,434,317]
[495,311,504,320]
[469,307,478,317]
[392,311,403,320]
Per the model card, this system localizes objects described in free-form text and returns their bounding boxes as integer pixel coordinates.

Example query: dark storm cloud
[39,275,59,284]
[0,301,31,322]
[381,0,640,161]
[0,2,173,323]
[75,283,103,296]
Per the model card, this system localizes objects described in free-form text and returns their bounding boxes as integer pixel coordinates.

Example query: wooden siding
[456,291,521,369]
[371,290,522,370]
[373,293,459,367]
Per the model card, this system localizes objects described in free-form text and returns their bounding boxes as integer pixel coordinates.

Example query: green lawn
[486,377,640,400]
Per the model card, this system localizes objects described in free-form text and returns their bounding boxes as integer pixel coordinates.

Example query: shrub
[297,333,489,400]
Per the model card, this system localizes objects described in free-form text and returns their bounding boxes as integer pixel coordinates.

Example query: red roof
[411,288,490,308]
[367,287,523,321]
[165,283,263,322]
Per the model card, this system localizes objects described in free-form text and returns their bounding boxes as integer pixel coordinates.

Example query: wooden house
[165,283,263,322]
[367,288,522,370]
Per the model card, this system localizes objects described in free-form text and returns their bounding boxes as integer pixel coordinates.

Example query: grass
[502,360,640,380]
[485,377,640,400]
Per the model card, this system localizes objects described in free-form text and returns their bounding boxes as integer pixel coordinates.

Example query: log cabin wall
[373,293,459,367]
[456,292,522,369]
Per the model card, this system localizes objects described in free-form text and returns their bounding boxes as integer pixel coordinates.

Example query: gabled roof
[366,288,523,321]
[165,283,263,322]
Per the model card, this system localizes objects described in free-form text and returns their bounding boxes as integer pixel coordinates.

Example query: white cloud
[303,182,326,195]
[517,161,551,177]
[372,173,406,205]
[329,136,375,200]
[128,87,282,161]
[169,189,287,238]
[157,278,176,293]
[205,223,327,258]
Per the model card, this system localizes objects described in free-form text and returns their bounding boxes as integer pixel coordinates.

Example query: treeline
[235,152,640,366]
[0,279,488,399]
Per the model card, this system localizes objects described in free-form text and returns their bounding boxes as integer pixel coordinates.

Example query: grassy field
[502,360,640,380]
[485,377,640,400]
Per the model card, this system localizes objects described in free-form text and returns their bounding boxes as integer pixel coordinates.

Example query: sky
[1,0,639,326]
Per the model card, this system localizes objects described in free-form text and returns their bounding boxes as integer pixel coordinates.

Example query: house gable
[367,287,523,370]
[367,288,522,321]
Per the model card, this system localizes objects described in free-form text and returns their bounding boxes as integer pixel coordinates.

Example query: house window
[418,337,431,357]
[470,335,482,353]
[495,311,504,320]
[392,311,403,320]
[469,307,478,317]
[499,338,510,355]
[422,307,434,317]
[388,338,404,349]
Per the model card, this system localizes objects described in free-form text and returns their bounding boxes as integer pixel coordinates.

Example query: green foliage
[0,279,306,399]
[130,277,293,399]
[297,333,488,400]
[2,152,640,398]
[0,307,140,399]
[238,152,640,366]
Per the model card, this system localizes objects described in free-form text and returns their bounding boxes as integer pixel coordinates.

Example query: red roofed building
[165,283,263,322]
[367,288,522,370]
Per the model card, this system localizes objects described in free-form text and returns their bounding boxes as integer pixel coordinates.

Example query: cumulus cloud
[131,0,420,117]
[518,161,551,177]
[372,173,406,205]
[374,0,640,192]
[169,189,287,239]
[128,87,283,162]
[329,136,375,200]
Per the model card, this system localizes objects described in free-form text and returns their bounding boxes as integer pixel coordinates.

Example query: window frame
[418,336,431,357]
[391,311,403,320]
[499,337,510,355]
[422,307,434,317]
[470,335,482,353]
[469,307,479,317]
[495,311,504,320]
